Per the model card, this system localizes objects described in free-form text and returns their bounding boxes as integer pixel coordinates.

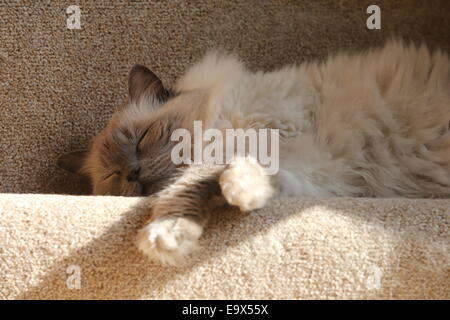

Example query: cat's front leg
[136,164,224,266]
[219,157,275,211]
[137,214,204,266]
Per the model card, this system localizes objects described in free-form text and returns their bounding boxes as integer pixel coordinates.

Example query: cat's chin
[141,182,153,196]
[136,216,203,266]
[141,179,171,197]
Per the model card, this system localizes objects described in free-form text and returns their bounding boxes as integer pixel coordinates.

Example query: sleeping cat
[58,40,450,265]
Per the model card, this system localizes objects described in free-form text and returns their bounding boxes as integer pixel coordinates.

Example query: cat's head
[58,64,207,196]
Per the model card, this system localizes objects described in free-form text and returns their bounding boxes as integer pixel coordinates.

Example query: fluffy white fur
[177,40,450,198]
[220,156,274,211]
[138,40,450,264]
[137,216,203,266]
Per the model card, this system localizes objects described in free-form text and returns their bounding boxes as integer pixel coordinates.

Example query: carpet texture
[1,1,450,300]
[1,194,449,299]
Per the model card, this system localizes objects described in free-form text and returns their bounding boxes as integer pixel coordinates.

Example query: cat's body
[183,41,450,199]
[59,40,450,265]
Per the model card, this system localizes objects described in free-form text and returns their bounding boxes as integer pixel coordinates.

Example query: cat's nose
[126,167,141,182]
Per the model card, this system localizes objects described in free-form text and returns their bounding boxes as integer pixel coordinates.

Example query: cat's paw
[136,216,203,266]
[219,157,274,211]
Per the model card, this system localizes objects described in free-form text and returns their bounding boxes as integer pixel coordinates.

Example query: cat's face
[58,65,196,196]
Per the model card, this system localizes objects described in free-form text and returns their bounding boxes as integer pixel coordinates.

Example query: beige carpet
[1,194,449,299]
[1,1,449,299]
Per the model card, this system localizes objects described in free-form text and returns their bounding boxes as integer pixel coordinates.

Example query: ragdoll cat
[58,40,450,265]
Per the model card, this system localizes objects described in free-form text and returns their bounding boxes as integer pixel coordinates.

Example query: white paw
[136,216,203,266]
[219,157,274,211]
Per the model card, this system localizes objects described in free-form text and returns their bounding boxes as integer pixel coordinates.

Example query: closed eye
[103,170,121,181]
[136,127,150,152]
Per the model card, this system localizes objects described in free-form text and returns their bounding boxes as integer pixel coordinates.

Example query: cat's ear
[57,150,88,175]
[128,65,171,103]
